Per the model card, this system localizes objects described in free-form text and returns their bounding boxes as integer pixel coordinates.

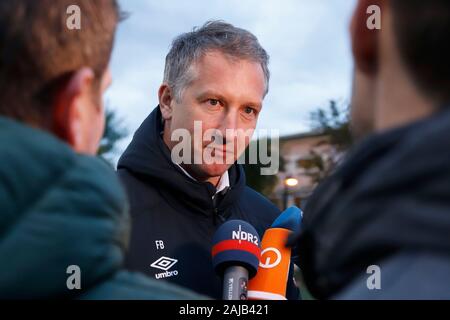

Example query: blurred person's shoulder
[334,252,450,300]
[79,270,210,300]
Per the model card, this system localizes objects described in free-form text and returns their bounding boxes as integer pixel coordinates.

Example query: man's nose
[219,108,239,134]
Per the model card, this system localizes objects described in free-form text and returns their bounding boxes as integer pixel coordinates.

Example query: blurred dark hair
[0,0,124,127]
[390,0,450,106]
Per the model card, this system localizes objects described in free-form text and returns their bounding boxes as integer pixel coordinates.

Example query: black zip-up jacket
[117,107,299,299]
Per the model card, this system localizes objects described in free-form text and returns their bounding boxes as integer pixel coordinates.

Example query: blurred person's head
[158,21,269,185]
[350,0,450,140]
[0,0,122,154]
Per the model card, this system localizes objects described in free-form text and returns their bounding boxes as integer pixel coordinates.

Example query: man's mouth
[204,144,234,154]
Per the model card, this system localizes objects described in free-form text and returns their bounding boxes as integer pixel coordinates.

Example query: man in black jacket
[294,0,450,299]
[118,21,299,299]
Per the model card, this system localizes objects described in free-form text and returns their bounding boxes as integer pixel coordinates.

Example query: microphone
[247,206,302,300]
[211,220,261,300]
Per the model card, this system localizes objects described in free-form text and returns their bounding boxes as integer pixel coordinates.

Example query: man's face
[166,51,266,180]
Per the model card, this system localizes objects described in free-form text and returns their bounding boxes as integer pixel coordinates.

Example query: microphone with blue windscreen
[211,220,261,300]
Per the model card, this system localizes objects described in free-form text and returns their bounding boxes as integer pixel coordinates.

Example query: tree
[97,108,128,165]
[310,100,352,150]
[307,100,353,182]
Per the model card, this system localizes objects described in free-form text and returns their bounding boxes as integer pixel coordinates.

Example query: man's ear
[350,0,382,75]
[158,84,174,121]
[52,68,95,151]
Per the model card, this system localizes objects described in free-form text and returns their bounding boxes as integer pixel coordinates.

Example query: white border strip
[247,290,287,300]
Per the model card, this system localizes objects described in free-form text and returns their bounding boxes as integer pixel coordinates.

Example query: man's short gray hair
[163,20,270,101]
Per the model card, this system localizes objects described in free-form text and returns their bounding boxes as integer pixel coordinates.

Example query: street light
[283,176,298,210]
[285,177,299,187]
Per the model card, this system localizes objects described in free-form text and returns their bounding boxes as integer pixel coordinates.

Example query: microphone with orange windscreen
[247,206,302,300]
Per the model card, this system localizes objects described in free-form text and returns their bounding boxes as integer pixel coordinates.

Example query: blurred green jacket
[0,116,205,299]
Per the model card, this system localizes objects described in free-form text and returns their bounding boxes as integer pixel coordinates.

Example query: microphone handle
[222,266,249,300]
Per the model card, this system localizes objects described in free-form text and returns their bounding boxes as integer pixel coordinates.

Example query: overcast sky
[105,0,357,161]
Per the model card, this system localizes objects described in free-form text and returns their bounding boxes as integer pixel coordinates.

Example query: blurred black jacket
[296,107,450,299]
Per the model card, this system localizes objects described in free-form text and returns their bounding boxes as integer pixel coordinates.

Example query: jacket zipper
[212,186,231,225]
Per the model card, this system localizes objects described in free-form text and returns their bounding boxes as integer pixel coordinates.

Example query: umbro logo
[151,256,178,271]
[150,256,179,279]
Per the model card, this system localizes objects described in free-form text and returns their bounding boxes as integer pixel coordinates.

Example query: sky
[105,0,357,162]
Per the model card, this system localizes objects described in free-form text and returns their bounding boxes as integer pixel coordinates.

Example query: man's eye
[244,106,256,115]
[208,99,220,106]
